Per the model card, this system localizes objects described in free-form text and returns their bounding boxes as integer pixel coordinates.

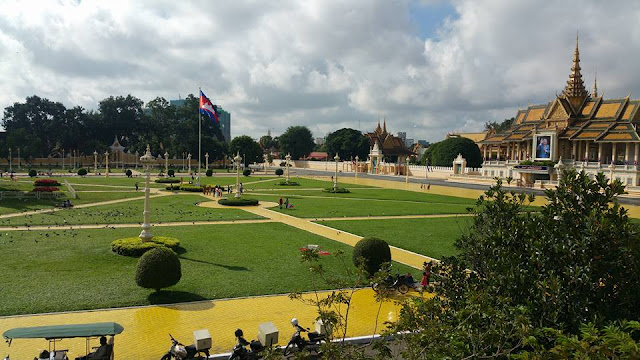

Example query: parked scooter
[228,329,264,360]
[161,334,210,360]
[283,318,326,355]
[371,273,410,294]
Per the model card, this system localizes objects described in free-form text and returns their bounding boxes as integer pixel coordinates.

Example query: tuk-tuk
[3,322,124,360]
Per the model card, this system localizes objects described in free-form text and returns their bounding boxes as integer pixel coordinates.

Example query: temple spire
[383,118,387,134]
[562,33,589,111]
[593,71,598,98]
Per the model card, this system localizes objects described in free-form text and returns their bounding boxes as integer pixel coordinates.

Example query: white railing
[64,180,77,199]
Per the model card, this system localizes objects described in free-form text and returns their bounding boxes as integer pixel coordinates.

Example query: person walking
[285,197,289,209]
[135,182,139,191]
[279,197,283,209]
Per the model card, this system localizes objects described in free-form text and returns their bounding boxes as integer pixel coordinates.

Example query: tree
[278,126,314,159]
[422,137,482,168]
[352,237,391,276]
[135,247,182,292]
[229,135,262,166]
[325,128,369,160]
[485,117,515,133]
[259,135,278,151]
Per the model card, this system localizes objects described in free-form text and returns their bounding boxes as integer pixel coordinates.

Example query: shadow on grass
[179,255,249,271]
[147,290,213,309]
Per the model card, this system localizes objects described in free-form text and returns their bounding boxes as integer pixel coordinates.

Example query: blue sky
[409,0,458,39]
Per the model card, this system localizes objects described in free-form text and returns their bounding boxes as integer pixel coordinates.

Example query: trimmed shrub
[35,179,61,186]
[111,236,180,256]
[206,169,213,177]
[180,184,204,192]
[168,169,175,177]
[155,178,180,184]
[165,184,180,191]
[32,187,60,192]
[135,247,182,292]
[323,187,350,193]
[278,180,300,186]
[218,198,259,206]
[125,169,132,177]
[77,168,88,176]
[28,169,37,177]
[353,237,391,276]
[243,169,251,176]
[275,168,284,176]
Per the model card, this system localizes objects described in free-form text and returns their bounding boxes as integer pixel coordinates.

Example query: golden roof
[577,131,603,139]
[581,101,596,116]
[525,107,546,121]
[601,133,633,140]
[595,102,622,119]
[622,104,636,120]
[585,122,610,129]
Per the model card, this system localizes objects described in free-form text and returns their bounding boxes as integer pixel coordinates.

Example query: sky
[2,0,640,142]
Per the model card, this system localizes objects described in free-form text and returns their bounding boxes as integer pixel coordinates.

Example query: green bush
[275,168,284,176]
[519,160,556,167]
[168,169,175,177]
[111,236,180,256]
[135,247,182,292]
[165,184,180,191]
[243,169,251,176]
[206,169,213,177]
[353,237,391,276]
[77,168,88,176]
[28,169,37,177]
[422,137,482,168]
[125,169,132,177]
[323,187,350,193]
[278,180,300,186]
[218,198,259,206]
[179,184,203,192]
[155,178,180,184]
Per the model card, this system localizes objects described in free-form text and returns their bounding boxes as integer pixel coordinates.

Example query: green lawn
[318,216,472,259]
[0,194,260,226]
[253,194,471,218]
[0,223,413,315]
[244,177,372,190]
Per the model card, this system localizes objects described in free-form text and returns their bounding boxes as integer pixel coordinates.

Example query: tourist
[135,182,138,191]
[239,182,243,193]
[427,183,431,190]
[76,336,111,360]
[279,197,283,209]
[285,197,289,209]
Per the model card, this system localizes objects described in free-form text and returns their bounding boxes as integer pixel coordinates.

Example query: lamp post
[72,150,75,170]
[234,152,242,198]
[205,152,209,172]
[334,154,340,190]
[139,144,155,243]
[164,151,169,175]
[285,153,291,182]
[187,153,192,174]
[405,156,410,183]
[93,151,98,174]
[263,153,268,173]
[104,151,109,177]
[355,155,359,178]
[8,148,12,173]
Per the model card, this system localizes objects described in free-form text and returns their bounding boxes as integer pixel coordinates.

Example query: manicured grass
[0,194,261,226]
[318,216,473,259]
[254,194,471,218]
[0,223,413,315]
[245,177,372,189]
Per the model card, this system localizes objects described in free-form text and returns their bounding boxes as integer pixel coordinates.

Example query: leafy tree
[278,126,314,159]
[485,117,515,133]
[422,136,482,168]
[229,135,262,166]
[259,135,278,151]
[325,128,369,160]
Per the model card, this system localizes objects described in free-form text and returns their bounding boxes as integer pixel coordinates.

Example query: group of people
[204,184,232,197]
[420,183,431,190]
[278,197,293,209]
[404,261,432,292]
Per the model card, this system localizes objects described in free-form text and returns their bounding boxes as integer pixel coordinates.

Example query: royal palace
[480,38,640,187]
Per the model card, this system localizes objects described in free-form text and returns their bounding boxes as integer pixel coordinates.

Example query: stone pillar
[205,153,210,171]
[598,143,603,163]
[516,143,520,160]
[104,151,109,178]
[483,145,487,160]
[572,141,577,160]
[625,143,630,164]
[635,143,639,166]
[584,141,589,162]
[139,145,154,242]
[612,143,617,164]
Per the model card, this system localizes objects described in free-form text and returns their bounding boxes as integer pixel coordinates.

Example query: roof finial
[593,68,598,98]
[383,118,387,134]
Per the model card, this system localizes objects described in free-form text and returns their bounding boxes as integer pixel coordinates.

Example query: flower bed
[111,236,181,256]
[32,186,60,192]
[165,184,203,192]
[34,179,61,187]
[277,180,300,186]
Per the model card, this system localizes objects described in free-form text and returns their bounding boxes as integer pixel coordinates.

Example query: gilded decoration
[548,103,568,120]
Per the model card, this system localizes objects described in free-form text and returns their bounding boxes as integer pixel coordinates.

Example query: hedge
[353,237,391,276]
[77,168,88,176]
[168,169,175,177]
[135,247,182,291]
[323,187,350,193]
[111,236,180,257]
[243,169,251,176]
[278,180,300,186]
[165,184,203,192]
[206,169,213,177]
[155,178,180,184]
[34,179,61,186]
[218,198,259,206]
[275,168,284,176]
[28,169,37,177]
[32,187,60,192]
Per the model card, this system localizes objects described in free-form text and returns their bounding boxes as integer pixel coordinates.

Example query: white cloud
[1,0,640,142]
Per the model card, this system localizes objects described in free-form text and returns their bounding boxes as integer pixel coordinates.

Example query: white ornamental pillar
[205,152,210,171]
[234,152,242,198]
[93,151,98,174]
[625,143,630,164]
[635,143,639,167]
[164,151,169,175]
[612,143,617,164]
[104,151,109,178]
[355,155,359,178]
[598,143,603,164]
[187,153,192,174]
[139,145,155,242]
[334,154,340,190]
[285,153,291,182]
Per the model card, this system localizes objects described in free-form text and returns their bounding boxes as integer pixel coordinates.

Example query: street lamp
[17,148,20,170]
[355,155,359,178]
[104,151,109,178]
[93,151,98,174]
[135,151,139,169]
[164,151,169,175]
[285,153,291,182]
[263,153,268,173]
[334,154,340,190]
[139,144,155,243]
[205,152,210,172]
[234,152,242,198]
[187,153,192,174]
[62,149,65,170]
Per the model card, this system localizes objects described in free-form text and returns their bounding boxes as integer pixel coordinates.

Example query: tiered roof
[365,120,415,156]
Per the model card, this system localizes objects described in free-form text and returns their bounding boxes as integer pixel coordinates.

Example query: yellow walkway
[0,289,415,359]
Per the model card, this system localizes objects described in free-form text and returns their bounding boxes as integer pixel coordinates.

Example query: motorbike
[283,319,327,355]
[371,273,410,294]
[228,329,264,360]
[161,334,210,360]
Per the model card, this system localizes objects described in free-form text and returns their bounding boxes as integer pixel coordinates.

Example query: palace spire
[562,34,589,105]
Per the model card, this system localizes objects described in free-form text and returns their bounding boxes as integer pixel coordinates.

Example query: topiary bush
[206,169,213,177]
[168,169,175,177]
[243,169,251,176]
[179,184,203,192]
[111,236,180,256]
[155,178,180,184]
[275,168,284,176]
[77,168,88,176]
[135,247,182,292]
[218,198,259,206]
[278,180,300,186]
[323,187,350,193]
[125,169,132,177]
[353,237,391,276]
[28,169,37,177]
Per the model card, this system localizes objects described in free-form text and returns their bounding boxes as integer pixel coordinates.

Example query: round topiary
[168,169,175,177]
[135,247,182,292]
[218,198,259,206]
[206,169,213,177]
[243,169,251,176]
[275,168,284,176]
[111,236,180,256]
[125,169,132,177]
[28,169,37,177]
[77,168,88,176]
[353,237,391,276]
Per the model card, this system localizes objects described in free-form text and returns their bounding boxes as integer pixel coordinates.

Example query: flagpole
[198,86,202,187]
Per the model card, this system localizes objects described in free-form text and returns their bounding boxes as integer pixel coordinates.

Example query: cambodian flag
[199,90,219,125]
